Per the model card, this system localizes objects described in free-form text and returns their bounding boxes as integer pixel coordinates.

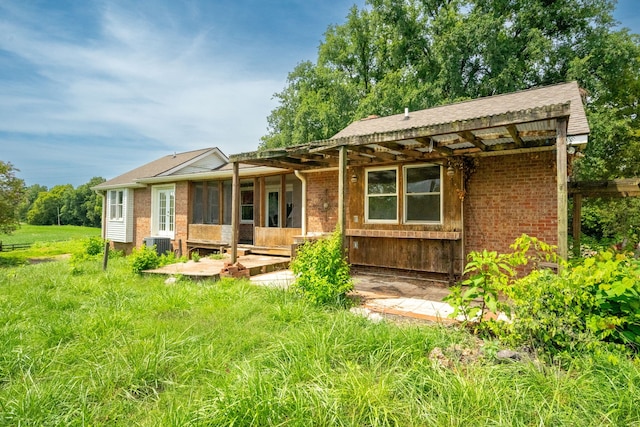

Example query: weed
[290,229,353,307]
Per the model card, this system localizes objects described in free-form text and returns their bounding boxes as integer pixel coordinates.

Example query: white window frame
[403,163,443,224]
[364,166,399,224]
[108,190,124,221]
[151,184,175,238]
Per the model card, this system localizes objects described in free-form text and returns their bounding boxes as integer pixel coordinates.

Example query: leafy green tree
[262,0,640,242]
[0,161,26,235]
[27,184,74,225]
[68,177,105,227]
[18,184,48,222]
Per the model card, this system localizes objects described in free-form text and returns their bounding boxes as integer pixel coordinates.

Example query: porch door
[157,188,175,237]
[266,187,280,227]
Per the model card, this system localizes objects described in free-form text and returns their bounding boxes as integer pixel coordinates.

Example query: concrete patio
[146,255,457,323]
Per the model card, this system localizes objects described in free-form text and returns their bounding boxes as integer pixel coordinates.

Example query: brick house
[94,81,588,283]
[92,147,305,256]
[230,81,589,283]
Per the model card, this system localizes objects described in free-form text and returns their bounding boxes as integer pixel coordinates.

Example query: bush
[504,251,640,356]
[290,230,353,306]
[84,236,105,256]
[129,244,160,274]
[444,234,561,324]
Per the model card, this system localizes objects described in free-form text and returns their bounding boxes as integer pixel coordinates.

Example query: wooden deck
[144,254,290,279]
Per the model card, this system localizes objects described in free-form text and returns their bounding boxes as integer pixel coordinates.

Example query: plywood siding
[188,224,223,241]
[255,227,302,247]
[348,237,462,274]
[341,161,463,275]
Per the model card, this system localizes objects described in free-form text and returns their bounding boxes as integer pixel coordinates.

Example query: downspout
[95,190,106,240]
[294,170,306,236]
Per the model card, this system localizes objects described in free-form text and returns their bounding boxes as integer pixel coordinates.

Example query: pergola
[229,102,578,262]
[569,178,640,255]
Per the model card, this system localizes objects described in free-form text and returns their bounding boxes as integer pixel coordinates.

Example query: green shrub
[290,230,353,306]
[503,268,598,356]
[129,244,160,274]
[504,251,640,356]
[444,234,561,324]
[84,236,105,256]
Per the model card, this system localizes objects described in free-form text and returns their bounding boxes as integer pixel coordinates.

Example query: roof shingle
[331,81,589,140]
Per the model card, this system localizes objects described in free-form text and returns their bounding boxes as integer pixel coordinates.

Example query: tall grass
[0,257,639,425]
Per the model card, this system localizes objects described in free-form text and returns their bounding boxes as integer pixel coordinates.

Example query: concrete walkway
[250,269,459,323]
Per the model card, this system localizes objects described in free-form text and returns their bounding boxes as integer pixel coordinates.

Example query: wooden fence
[0,242,33,252]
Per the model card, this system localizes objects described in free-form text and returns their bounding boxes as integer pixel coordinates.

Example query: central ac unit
[143,237,172,255]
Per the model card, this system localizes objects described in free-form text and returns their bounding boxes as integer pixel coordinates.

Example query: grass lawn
[0,224,100,245]
[0,225,101,267]
[0,256,639,426]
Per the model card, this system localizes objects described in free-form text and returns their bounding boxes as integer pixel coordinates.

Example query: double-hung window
[404,164,441,223]
[365,164,442,224]
[365,168,398,223]
[108,190,124,221]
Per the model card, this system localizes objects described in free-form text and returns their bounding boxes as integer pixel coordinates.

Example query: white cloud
[0,1,283,158]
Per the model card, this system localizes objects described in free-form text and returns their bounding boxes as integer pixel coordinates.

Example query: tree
[18,184,48,222]
[0,161,26,234]
[262,0,639,159]
[72,177,105,227]
[27,184,74,226]
[261,0,640,243]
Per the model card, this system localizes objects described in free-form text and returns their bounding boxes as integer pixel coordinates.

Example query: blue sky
[1,0,638,188]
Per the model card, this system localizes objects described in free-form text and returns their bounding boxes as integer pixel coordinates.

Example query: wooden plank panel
[349,236,461,274]
[188,224,222,241]
[255,227,302,247]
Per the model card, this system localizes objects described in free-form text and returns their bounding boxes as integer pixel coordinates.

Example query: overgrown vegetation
[290,229,353,306]
[1,254,639,425]
[446,234,640,360]
[129,244,186,274]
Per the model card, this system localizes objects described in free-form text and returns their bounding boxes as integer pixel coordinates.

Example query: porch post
[556,118,569,260]
[231,161,239,264]
[572,193,582,258]
[338,145,347,251]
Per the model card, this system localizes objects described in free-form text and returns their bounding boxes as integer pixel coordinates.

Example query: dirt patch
[28,254,71,264]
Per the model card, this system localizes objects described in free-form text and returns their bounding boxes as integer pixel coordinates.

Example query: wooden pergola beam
[569,179,640,197]
[458,130,487,151]
[506,125,524,147]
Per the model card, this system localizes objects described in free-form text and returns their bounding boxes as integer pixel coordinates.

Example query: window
[152,185,175,238]
[404,164,441,223]
[191,182,220,224]
[108,190,124,221]
[240,181,254,223]
[365,168,398,223]
[364,164,442,224]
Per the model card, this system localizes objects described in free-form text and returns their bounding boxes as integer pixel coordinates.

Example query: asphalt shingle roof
[331,81,589,140]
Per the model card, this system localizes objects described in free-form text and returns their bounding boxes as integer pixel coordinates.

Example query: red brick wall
[174,182,189,255]
[133,187,151,249]
[464,151,558,254]
[306,170,339,233]
[129,182,190,255]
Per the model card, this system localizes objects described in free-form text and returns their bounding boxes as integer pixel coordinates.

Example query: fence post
[102,241,109,271]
